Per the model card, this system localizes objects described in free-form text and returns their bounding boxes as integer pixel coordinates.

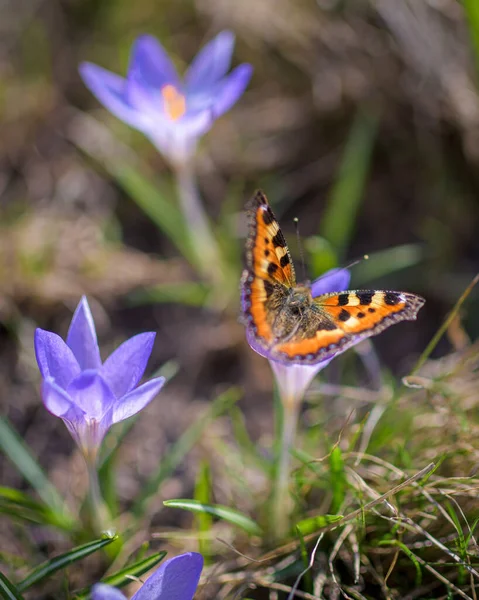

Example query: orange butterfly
[241,190,425,365]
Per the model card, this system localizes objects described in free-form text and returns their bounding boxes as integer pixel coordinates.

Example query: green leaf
[164,499,263,536]
[0,416,73,527]
[18,535,117,591]
[320,108,379,256]
[73,552,166,599]
[132,387,241,517]
[295,514,343,536]
[0,572,25,600]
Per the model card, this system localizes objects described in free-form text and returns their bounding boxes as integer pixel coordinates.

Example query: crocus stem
[271,393,301,540]
[173,158,223,286]
[86,458,113,535]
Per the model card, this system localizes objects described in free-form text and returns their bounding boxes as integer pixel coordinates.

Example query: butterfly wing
[242,191,296,345]
[272,290,425,364]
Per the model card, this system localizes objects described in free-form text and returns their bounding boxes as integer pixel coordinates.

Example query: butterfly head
[286,285,312,312]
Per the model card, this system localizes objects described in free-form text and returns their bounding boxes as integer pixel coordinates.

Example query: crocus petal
[34,329,81,390]
[66,297,102,370]
[92,583,127,600]
[270,360,331,404]
[132,552,203,600]
[185,30,235,90]
[42,377,84,420]
[311,267,351,298]
[127,34,179,90]
[146,110,212,163]
[67,371,116,420]
[212,63,253,118]
[111,376,165,424]
[101,332,156,398]
[79,63,148,131]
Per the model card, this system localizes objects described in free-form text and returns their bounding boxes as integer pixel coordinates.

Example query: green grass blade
[194,462,213,560]
[352,243,424,283]
[295,514,343,536]
[230,406,271,473]
[0,573,25,600]
[18,536,117,591]
[296,527,313,594]
[129,282,209,307]
[73,551,166,599]
[380,540,422,588]
[164,499,263,536]
[329,446,347,514]
[114,166,196,264]
[408,273,479,377]
[320,108,379,256]
[0,416,72,524]
[464,0,479,75]
[0,487,73,531]
[131,387,241,517]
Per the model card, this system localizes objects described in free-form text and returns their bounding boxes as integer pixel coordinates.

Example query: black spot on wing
[368,307,376,313]
[357,291,374,305]
[338,294,349,306]
[339,309,351,322]
[267,263,278,276]
[384,292,401,305]
[280,254,290,268]
[357,312,365,319]
[272,232,286,248]
[262,208,275,225]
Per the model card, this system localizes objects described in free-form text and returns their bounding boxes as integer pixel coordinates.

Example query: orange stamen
[161,84,186,121]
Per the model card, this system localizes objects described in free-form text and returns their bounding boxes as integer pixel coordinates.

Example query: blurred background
[1,0,479,583]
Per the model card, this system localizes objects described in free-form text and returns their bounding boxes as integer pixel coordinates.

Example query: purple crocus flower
[92,552,203,600]
[79,31,253,164]
[34,296,165,461]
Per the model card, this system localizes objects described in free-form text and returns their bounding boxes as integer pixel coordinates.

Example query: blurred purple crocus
[34,296,165,462]
[79,31,253,164]
[92,552,203,600]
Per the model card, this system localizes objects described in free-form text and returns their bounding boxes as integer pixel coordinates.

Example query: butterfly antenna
[343,254,369,271]
[294,217,307,283]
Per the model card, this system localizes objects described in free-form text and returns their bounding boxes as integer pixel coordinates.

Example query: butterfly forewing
[242,191,296,344]
[245,190,296,287]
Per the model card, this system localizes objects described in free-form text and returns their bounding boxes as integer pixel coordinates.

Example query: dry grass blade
[261,463,436,561]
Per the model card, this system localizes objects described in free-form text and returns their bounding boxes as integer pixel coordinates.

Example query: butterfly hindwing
[272,290,425,363]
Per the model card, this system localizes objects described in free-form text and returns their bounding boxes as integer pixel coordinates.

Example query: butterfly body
[242,190,425,365]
